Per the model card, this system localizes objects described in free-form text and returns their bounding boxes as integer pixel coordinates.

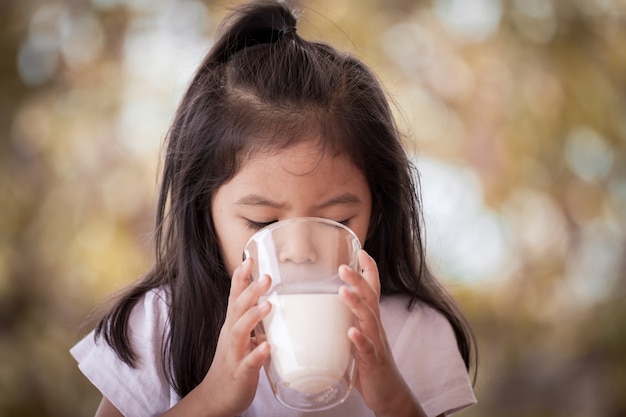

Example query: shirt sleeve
[381,298,476,417]
[70,289,178,417]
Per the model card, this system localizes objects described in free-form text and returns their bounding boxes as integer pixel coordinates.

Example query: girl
[71,1,477,416]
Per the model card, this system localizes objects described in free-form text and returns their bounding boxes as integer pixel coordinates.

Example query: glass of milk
[243,217,360,411]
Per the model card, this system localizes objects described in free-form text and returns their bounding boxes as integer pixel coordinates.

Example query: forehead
[229,141,369,199]
[247,141,330,172]
[242,141,348,174]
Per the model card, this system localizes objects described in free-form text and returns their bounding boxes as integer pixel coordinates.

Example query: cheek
[354,208,373,245]
[354,226,369,247]
[222,230,257,277]
[223,238,244,277]
[211,219,240,278]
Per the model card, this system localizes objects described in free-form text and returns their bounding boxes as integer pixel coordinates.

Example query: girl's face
[212,140,372,276]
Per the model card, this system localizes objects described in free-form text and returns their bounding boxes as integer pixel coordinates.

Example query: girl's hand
[198,258,272,417]
[339,250,426,417]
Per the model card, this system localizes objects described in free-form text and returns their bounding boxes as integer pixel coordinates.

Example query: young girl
[71,1,477,416]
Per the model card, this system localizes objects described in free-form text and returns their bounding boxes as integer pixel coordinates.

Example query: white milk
[262,293,353,394]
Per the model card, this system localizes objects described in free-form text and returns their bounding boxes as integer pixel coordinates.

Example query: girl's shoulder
[380,295,456,350]
[380,295,476,416]
[134,286,172,317]
[70,286,179,416]
[126,286,172,338]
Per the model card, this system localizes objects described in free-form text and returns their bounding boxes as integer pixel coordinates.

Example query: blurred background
[1,0,624,415]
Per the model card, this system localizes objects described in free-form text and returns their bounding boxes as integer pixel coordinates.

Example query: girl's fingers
[339,266,379,314]
[230,300,271,348]
[347,327,380,366]
[225,260,272,355]
[229,265,271,320]
[237,341,271,379]
[339,285,383,346]
[338,251,387,356]
[229,258,254,302]
[358,250,381,297]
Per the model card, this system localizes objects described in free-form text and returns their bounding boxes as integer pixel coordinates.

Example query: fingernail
[258,274,268,284]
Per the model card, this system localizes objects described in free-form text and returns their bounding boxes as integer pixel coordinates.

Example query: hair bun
[211,0,298,63]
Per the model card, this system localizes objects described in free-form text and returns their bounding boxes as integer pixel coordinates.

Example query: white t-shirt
[71,288,476,417]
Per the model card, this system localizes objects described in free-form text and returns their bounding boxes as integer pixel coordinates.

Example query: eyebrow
[315,192,362,209]
[235,194,284,208]
[235,192,362,209]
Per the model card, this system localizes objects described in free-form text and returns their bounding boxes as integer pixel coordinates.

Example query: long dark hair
[95,0,477,397]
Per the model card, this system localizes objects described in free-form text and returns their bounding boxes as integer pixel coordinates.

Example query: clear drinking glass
[243,217,361,411]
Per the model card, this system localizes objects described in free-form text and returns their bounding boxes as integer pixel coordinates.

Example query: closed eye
[337,218,352,227]
[246,218,351,231]
[245,219,278,231]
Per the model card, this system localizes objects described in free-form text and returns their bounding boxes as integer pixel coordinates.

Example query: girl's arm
[91,260,271,417]
[339,250,428,417]
[159,258,271,417]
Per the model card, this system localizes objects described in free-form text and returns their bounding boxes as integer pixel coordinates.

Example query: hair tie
[280,26,297,37]
[227,26,297,60]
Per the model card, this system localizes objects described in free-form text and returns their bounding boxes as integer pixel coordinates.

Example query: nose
[277,221,318,264]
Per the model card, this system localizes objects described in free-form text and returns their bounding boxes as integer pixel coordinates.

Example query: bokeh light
[1,0,625,416]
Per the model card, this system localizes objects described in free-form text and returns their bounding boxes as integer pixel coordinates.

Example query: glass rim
[243,216,361,252]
